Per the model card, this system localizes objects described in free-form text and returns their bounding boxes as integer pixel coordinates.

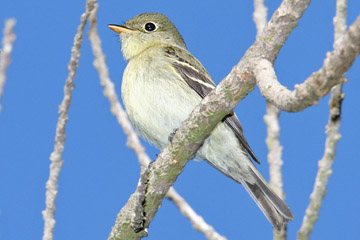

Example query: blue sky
[1,0,359,239]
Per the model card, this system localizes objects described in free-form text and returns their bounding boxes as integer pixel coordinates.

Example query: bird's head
[108,13,186,61]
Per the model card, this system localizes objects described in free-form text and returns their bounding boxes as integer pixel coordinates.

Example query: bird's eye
[144,22,156,32]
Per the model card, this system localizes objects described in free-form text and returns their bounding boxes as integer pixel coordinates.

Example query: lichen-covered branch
[87,6,226,240]
[297,1,347,239]
[107,1,313,239]
[42,1,97,240]
[256,15,360,112]
[0,18,16,113]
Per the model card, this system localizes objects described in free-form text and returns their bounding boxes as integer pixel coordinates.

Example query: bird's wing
[165,47,216,97]
[223,115,260,164]
[165,46,260,164]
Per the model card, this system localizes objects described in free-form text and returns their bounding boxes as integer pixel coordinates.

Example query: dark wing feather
[165,48,215,97]
[224,115,260,164]
[165,47,260,164]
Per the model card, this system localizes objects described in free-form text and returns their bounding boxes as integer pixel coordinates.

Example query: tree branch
[253,1,287,239]
[166,188,226,240]
[253,0,267,37]
[108,0,312,239]
[42,1,97,240]
[87,4,150,172]
[264,103,285,200]
[256,15,360,112]
[264,103,287,240]
[0,18,16,113]
[297,0,347,239]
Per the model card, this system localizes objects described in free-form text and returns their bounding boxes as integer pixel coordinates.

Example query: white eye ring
[144,22,157,32]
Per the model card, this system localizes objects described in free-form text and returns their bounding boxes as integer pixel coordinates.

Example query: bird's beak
[108,24,134,34]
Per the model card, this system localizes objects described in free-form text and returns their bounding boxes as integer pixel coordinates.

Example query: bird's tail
[238,165,294,230]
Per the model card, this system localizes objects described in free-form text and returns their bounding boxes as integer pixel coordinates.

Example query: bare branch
[87,4,150,171]
[166,188,226,240]
[256,15,360,112]
[87,6,226,240]
[253,1,287,239]
[334,0,348,48]
[253,0,267,37]
[264,103,287,240]
[246,0,311,63]
[264,103,285,200]
[0,18,16,113]
[108,1,312,239]
[297,1,347,239]
[42,1,97,240]
[297,86,344,240]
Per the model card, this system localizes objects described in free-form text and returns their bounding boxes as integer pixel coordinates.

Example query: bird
[108,12,294,230]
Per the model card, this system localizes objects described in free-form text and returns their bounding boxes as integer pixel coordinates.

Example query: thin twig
[297,1,347,239]
[253,0,267,37]
[264,103,287,240]
[253,2,287,239]
[264,104,284,200]
[166,188,226,240]
[0,18,16,113]
[87,5,150,172]
[42,1,97,240]
[87,5,226,240]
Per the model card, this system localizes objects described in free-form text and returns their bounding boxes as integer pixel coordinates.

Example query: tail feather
[239,167,294,230]
[203,155,294,230]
